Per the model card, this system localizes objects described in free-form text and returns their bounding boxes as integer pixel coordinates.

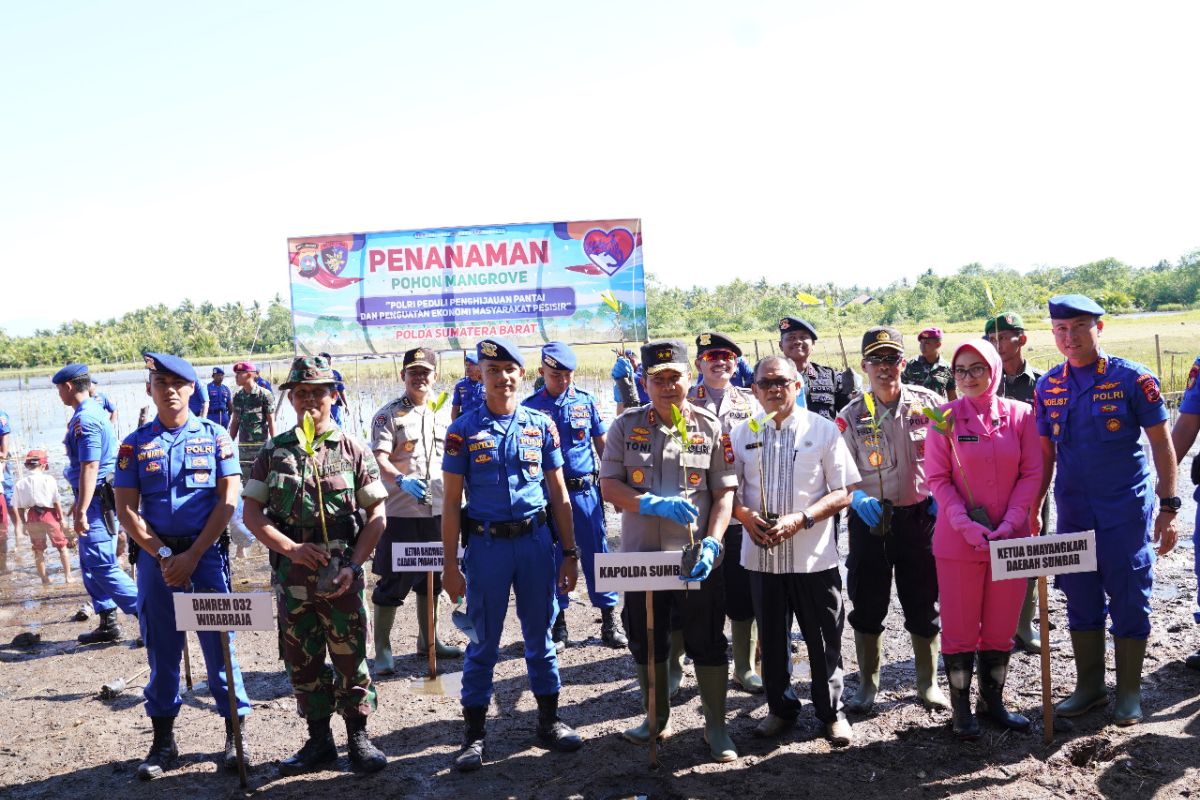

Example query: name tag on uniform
[957,435,979,443]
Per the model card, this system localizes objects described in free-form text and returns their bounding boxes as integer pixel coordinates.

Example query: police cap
[778,317,818,341]
[862,326,904,356]
[695,332,742,358]
[280,355,335,389]
[984,312,1026,335]
[143,352,198,383]
[464,350,479,365]
[477,337,524,368]
[212,366,225,375]
[642,339,689,375]
[541,341,577,371]
[403,347,437,372]
[1048,294,1105,319]
[52,363,89,385]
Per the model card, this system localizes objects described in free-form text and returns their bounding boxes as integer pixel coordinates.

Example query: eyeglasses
[701,350,737,362]
[952,365,990,379]
[864,355,902,366]
[755,377,793,390]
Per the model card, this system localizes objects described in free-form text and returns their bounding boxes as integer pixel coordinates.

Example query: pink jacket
[927,341,1044,561]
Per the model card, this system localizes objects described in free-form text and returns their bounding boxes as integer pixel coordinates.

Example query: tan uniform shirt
[600,403,738,553]
[368,395,449,518]
[687,383,760,436]
[835,383,943,507]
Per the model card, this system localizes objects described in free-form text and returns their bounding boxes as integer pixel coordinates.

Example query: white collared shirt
[731,409,860,574]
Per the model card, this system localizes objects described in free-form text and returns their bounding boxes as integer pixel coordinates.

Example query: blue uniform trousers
[461,523,561,707]
[1193,505,1200,625]
[553,485,618,611]
[1057,514,1154,640]
[77,494,138,615]
[136,546,251,718]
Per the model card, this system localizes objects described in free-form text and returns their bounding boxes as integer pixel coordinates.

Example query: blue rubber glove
[928,498,939,517]
[681,536,722,581]
[851,489,883,527]
[397,476,428,502]
[639,494,700,526]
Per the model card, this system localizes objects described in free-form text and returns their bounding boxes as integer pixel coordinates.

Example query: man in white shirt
[731,356,860,745]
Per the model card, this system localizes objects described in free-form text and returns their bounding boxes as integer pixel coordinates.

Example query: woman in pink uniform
[927,339,1042,740]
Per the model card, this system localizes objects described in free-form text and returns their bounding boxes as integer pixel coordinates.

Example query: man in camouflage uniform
[229,361,276,473]
[900,327,956,400]
[242,356,390,775]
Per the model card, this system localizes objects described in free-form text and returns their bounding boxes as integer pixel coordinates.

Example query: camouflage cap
[279,355,335,389]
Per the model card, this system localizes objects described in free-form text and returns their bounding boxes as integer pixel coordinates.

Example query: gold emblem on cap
[876,331,890,341]
[657,348,673,360]
[144,355,156,370]
[480,341,498,357]
[1004,314,1013,324]
[544,356,558,368]
[698,333,711,346]
[779,318,791,330]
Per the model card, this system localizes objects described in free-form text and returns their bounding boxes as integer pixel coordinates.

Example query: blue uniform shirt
[453,377,485,414]
[255,376,273,393]
[93,392,117,415]
[114,415,240,537]
[521,385,607,479]
[206,382,233,427]
[330,368,347,424]
[0,408,10,438]
[187,380,207,416]
[64,398,117,491]
[1035,351,1168,528]
[443,404,564,522]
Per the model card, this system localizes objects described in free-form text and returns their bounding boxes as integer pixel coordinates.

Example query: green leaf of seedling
[796,292,821,306]
[921,406,955,435]
[670,404,688,442]
[863,392,877,420]
[983,279,996,312]
[599,290,621,313]
[748,410,778,435]
[314,429,336,448]
[429,390,449,413]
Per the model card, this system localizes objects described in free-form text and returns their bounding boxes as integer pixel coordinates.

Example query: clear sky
[3,1,1198,335]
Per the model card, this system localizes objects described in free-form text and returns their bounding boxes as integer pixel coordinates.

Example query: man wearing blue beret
[114,353,251,779]
[53,363,140,644]
[1036,294,1179,726]
[452,350,485,421]
[523,341,625,650]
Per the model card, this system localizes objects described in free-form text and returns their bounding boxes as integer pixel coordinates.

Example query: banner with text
[990,531,1097,581]
[287,219,646,356]
[173,593,276,631]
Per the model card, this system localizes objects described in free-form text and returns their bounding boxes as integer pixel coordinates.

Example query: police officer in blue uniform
[440,337,583,772]
[54,363,140,643]
[319,352,348,426]
[1168,353,1200,670]
[452,350,485,420]
[1035,295,1179,726]
[522,342,626,650]
[188,377,209,420]
[206,367,233,429]
[114,353,251,779]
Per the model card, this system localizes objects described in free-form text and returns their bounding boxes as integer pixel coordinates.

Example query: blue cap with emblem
[52,363,89,384]
[541,341,576,371]
[464,350,479,365]
[212,366,225,375]
[477,336,524,368]
[143,352,198,383]
[1048,294,1105,319]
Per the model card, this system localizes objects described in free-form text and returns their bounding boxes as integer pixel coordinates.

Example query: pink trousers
[936,557,1027,654]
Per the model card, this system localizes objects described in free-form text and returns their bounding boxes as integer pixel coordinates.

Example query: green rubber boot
[373,604,396,675]
[731,619,764,694]
[1113,637,1146,726]
[911,633,951,710]
[695,665,738,762]
[417,592,465,658]
[1012,579,1042,655]
[667,629,685,698]
[622,663,673,744]
[845,631,882,713]
[1055,630,1109,717]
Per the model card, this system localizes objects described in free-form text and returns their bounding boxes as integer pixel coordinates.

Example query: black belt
[565,475,595,492]
[893,497,933,514]
[466,509,547,539]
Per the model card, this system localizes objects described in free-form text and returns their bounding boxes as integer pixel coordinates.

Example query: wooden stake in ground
[182,633,193,691]
[1039,574,1052,744]
[427,571,437,678]
[646,589,658,768]
[221,633,248,787]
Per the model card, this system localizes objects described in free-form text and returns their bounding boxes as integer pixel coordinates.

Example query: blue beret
[1048,294,1105,319]
[464,350,479,365]
[52,363,89,384]
[779,317,818,341]
[143,352,198,383]
[541,341,576,371]
[212,367,225,375]
[477,337,524,368]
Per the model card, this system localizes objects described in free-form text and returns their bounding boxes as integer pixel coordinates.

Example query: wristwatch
[1159,496,1182,513]
[561,547,579,559]
[801,511,815,530]
[348,561,365,581]
[156,545,173,561]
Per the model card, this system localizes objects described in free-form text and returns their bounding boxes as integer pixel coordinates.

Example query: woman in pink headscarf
[926,339,1042,740]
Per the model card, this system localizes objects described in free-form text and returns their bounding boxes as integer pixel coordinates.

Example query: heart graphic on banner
[583,228,636,276]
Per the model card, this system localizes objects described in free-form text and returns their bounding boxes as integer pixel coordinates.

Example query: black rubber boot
[551,610,568,652]
[223,716,251,771]
[345,714,387,773]
[137,716,179,781]
[79,609,122,644]
[601,607,628,648]
[277,717,338,777]
[976,650,1030,731]
[535,693,583,752]
[455,706,487,772]
[943,652,981,742]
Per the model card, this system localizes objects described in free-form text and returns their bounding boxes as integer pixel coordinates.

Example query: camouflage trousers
[276,554,377,720]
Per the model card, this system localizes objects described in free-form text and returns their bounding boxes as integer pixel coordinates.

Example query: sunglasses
[755,377,793,390]
[701,350,737,362]
[865,354,902,366]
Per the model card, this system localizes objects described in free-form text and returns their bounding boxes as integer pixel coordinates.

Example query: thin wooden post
[427,572,438,678]
[647,591,658,768]
[222,634,248,787]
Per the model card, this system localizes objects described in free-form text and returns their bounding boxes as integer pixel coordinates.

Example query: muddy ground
[2,514,1199,800]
